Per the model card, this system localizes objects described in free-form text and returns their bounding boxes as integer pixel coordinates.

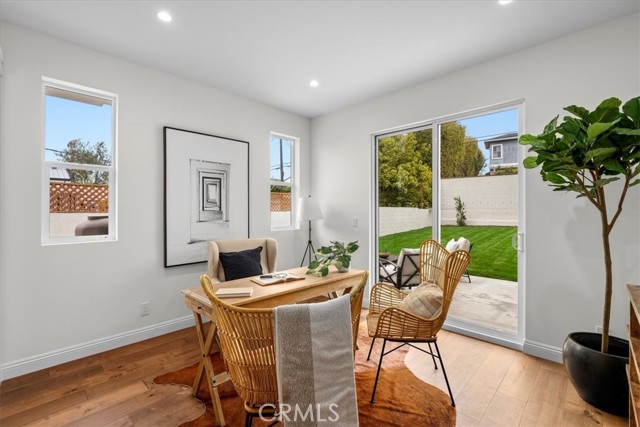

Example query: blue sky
[45,95,112,161]
[270,136,292,182]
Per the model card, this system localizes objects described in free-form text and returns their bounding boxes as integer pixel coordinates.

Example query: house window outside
[42,78,117,244]
[270,134,297,229]
[491,143,503,160]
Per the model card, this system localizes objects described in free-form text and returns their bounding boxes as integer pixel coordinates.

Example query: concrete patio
[448,275,518,334]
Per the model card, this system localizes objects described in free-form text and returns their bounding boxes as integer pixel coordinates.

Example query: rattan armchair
[200,271,369,426]
[366,240,471,407]
[201,274,277,426]
[348,271,369,355]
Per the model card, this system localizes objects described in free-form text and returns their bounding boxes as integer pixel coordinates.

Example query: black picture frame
[164,126,249,268]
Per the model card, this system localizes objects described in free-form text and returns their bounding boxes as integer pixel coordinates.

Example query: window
[491,143,503,159]
[42,78,117,244]
[270,133,297,229]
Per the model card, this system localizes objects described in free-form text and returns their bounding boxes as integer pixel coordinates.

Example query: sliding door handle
[511,233,523,252]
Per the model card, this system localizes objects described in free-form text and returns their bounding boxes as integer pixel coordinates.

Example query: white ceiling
[1,1,638,118]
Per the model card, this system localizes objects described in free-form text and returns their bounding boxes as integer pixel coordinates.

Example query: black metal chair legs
[433,341,455,407]
[427,342,438,369]
[370,339,387,404]
[245,408,279,426]
[368,338,456,407]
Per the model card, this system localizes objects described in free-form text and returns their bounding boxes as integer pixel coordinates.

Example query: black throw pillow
[219,246,263,281]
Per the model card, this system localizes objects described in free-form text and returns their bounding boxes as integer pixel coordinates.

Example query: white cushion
[456,237,471,253]
[379,263,398,278]
[397,248,419,265]
[445,239,459,253]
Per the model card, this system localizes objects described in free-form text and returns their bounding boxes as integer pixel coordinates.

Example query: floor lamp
[297,196,323,267]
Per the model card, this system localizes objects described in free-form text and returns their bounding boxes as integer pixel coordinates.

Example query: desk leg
[192,311,226,426]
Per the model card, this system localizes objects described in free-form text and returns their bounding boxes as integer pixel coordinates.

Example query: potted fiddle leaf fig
[519,95,640,416]
[306,240,359,276]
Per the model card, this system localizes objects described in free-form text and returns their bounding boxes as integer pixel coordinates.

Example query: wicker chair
[348,271,369,355]
[200,271,369,426]
[366,240,471,406]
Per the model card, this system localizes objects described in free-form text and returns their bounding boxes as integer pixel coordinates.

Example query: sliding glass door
[373,101,525,348]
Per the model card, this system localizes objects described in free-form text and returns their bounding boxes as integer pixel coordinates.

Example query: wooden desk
[182,267,366,426]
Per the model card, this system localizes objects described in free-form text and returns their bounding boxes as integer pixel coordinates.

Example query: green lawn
[379,226,517,282]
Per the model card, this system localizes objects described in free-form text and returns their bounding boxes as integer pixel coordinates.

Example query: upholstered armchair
[207,238,278,283]
[378,248,421,289]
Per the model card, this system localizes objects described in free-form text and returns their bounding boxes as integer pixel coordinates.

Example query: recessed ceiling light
[498,0,513,4]
[157,11,172,23]
[309,80,319,88]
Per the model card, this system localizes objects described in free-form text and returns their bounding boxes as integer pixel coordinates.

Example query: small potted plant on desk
[306,240,359,276]
[520,95,639,416]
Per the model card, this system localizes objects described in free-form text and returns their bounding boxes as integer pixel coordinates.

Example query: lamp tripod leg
[300,221,317,267]
[300,240,316,267]
[300,243,311,267]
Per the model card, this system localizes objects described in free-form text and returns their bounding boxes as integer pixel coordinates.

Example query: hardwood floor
[404,329,628,427]
[0,328,205,426]
[0,320,630,426]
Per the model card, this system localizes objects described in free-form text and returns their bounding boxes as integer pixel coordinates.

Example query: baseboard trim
[523,339,563,363]
[0,315,195,381]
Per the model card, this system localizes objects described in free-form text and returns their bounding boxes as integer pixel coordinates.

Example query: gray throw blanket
[274,295,359,426]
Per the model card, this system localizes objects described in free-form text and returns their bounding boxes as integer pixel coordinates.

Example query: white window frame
[270,132,298,230]
[41,77,118,245]
[491,143,503,160]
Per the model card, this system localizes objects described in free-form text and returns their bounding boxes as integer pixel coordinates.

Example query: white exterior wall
[441,175,517,226]
[378,207,432,236]
[311,14,640,361]
[49,213,108,237]
[379,175,518,234]
[0,23,311,379]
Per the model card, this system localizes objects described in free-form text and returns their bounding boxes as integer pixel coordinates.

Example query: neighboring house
[484,132,518,174]
[49,167,70,181]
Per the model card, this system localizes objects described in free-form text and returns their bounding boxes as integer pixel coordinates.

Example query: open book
[215,287,254,298]
[251,272,304,286]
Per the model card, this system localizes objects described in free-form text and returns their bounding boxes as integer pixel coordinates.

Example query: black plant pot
[562,332,629,416]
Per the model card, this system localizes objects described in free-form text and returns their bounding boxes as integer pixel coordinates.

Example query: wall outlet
[596,325,603,333]
[352,217,358,227]
[140,302,150,317]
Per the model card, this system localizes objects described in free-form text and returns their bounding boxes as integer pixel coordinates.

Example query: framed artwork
[164,127,249,267]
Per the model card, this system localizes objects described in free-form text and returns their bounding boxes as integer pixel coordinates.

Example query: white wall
[311,13,640,360]
[0,22,311,379]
